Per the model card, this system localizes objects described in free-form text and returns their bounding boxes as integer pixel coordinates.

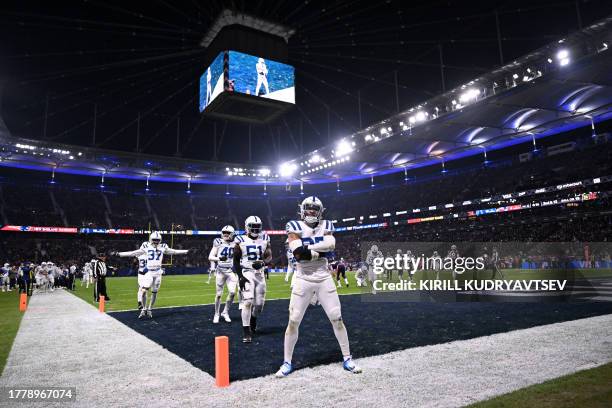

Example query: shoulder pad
[322,220,335,233]
[213,238,222,246]
[140,242,149,249]
[286,221,303,235]
[234,235,244,243]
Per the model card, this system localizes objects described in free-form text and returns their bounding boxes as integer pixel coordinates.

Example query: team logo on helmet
[221,225,235,240]
[149,231,162,246]
[245,216,262,236]
[299,196,324,225]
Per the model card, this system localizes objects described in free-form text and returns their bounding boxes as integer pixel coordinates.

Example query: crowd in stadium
[1,133,612,271]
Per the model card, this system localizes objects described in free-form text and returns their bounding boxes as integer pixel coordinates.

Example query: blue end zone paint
[109,295,612,381]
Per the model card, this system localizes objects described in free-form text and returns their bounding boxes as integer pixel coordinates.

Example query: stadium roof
[0,16,611,186]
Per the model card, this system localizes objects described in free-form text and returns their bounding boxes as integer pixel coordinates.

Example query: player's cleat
[146,309,153,318]
[221,312,231,323]
[138,309,146,319]
[275,361,294,378]
[213,314,220,324]
[343,357,362,374]
[242,326,252,343]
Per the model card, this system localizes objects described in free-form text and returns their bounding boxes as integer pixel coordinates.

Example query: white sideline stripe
[2,291,612,407]
[0,290,215,407]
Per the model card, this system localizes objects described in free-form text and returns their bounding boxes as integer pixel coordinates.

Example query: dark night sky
[1,0,611,165]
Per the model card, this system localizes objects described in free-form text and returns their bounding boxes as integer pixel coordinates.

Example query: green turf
[68,268,612,312]
[0,291,26,376]
[71,272,363,312]
[469,362,612,408]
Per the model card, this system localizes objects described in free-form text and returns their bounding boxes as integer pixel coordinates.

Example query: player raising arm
[276,196,361,377]
[110,232,190,318]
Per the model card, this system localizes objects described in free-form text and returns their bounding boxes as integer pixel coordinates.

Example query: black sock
[250,315,257,332]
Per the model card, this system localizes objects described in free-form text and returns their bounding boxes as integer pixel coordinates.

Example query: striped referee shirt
[91,259,107,278]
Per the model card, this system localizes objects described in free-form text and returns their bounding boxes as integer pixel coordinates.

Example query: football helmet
[221,225,235,241]
[245,216,262,236]
[149,231,162,246]
[299,196,324,225]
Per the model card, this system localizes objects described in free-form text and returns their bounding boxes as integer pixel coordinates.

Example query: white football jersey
[118,241,188,273]
[286,219,335,282]
[234,232,270,271]
[213,237,235,270]
[137,253,148,273]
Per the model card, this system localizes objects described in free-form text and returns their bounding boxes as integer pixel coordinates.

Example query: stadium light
[310,154,321,163]
[279,162,297,177]
[556,49,570,66]
[459,88,480,103]
[259,168,271,177]
[335,139,353,157]
[556,49,569,60]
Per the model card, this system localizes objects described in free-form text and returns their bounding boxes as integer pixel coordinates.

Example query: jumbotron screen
[199,51,295,112]
[199,52,225,112]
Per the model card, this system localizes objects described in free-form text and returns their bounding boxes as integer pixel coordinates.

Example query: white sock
[149,292,157,310]
[331,318,351,357]
[142,291,147,309]
[283,320,300,363]
[214,295,222,315]
[241,303,252,327]
[223,293,235,314]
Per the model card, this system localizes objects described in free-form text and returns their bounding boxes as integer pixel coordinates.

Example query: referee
[92,254,111,302]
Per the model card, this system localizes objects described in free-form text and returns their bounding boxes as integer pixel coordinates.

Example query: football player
[431,250,443,280]
[1,263,10,292]
[111,232,189,318]
[233,216,271,343]
[447,244,459,281]
[355,261,368,287]
[208,225,238,323]
[47,262,56,292]
[336,257,349,288]
[365,244,384,294]
[276,196,361,377]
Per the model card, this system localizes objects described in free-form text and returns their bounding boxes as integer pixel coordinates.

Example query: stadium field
[470,361,612,408]
[70,272,362,312]
[68,268,612,313]
[0,292,24,375]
